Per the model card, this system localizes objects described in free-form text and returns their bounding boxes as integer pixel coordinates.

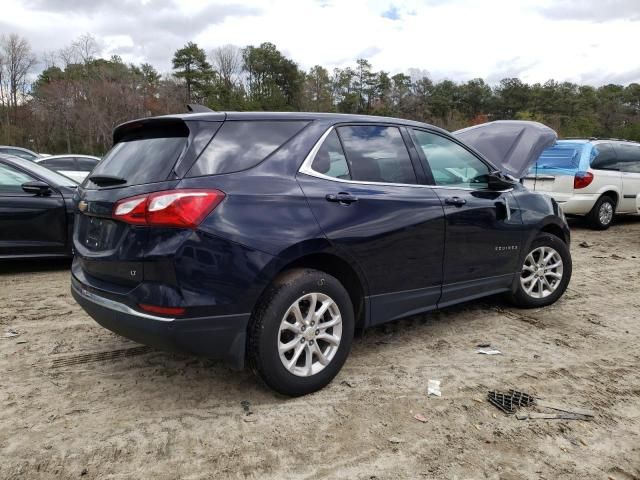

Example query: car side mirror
[487,171,516,190]
[22,181,52,196]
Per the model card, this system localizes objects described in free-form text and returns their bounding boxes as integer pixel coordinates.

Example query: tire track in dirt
[48,345,154,368]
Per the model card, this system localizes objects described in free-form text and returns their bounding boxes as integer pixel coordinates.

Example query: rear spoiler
[113,118,190,144]
[113,111,226,144]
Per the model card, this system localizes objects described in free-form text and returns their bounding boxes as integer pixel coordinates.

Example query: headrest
[314,149,330,173]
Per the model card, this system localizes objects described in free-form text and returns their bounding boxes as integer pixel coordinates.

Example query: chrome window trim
[298,126,513,193]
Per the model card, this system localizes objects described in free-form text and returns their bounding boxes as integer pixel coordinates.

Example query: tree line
[1,33,639,155]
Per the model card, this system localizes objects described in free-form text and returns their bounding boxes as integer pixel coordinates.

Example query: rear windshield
[187,121,308,177]
[534,143,584,170]
[89,123,188,186]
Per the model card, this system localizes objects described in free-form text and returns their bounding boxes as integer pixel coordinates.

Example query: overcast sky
[2,0,640,85]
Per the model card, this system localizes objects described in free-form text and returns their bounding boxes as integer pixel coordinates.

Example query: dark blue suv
[71,112,571,396]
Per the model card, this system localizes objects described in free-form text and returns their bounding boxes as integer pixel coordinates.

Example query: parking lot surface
[1,218,639,479]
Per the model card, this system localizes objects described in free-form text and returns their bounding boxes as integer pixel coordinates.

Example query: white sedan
[35,154,100,183]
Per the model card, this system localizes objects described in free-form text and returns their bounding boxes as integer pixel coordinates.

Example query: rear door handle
[444,196,467,207]
[326,192,358,204]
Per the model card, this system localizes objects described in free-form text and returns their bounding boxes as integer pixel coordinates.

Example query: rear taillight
[573,172,594,189]
[113,189,225,228]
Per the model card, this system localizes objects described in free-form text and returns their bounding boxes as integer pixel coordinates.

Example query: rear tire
[587,195,615,230]
[247,268,354,396]
[506,233,572,308]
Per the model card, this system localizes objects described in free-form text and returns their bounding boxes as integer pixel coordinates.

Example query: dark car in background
[0,154,77,259]
[0,146,41,161]
[71,112,572,396]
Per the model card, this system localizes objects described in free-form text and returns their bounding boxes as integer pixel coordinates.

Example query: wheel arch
[540,223,568,244]
[250,241,369,335]
[273,252,368,330]
[598,190,619,207]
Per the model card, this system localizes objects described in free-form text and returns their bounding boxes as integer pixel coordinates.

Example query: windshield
[534,143,584,170]
[5,155,78,186]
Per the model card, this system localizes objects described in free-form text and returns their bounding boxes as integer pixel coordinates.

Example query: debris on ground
[487,390,534,414]
[535,399,594,417]
[579,241,592,248]
[487,389,594,421]
[414,413,427,423]
[477,348,502,355]
[427,379,441,397]
[515,412,591,421]
[340,380,355,388]
[476,342,491,348]
[3,328,19,338]
[240,400,255,420]
[388,436,405,444]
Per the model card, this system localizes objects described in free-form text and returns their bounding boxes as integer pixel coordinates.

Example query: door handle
[326,192,358,204]
[444,196,467,207]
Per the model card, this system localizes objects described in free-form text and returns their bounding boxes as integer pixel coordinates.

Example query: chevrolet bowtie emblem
[78,200,88,212]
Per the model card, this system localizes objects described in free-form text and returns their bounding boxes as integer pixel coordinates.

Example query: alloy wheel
[598,201,614,226]
[520,246,564,299]
[278,292,343,377]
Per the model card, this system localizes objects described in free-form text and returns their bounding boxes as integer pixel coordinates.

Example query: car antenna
[186,104,215,113]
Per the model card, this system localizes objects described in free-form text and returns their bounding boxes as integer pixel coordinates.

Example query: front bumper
[71,276,250,369]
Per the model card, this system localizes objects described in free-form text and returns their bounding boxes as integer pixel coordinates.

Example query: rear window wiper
[88,174,127,186]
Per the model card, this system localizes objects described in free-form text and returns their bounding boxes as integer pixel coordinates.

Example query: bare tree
[72,33,99,64]
[210,44,242,88]
[0,34,37,123]
[42,50,59,69]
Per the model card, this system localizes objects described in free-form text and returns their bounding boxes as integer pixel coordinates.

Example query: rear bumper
[71,277,250,369]
[551,193,598,215]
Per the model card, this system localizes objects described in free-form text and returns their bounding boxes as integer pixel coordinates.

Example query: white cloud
[1,0,639,85]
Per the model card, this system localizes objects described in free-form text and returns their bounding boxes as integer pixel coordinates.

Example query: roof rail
[562,137,640,144]
[186,104,215,113]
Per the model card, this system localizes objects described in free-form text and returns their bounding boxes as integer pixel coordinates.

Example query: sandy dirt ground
[1,217,639,480]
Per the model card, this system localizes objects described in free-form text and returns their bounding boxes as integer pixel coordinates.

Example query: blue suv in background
[71,112,571,396]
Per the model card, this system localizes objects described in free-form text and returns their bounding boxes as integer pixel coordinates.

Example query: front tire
[507,233,572,308]
[587,195,615,230]
[247,268,354,396]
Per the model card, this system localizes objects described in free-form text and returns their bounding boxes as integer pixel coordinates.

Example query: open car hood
[453,120,557,179]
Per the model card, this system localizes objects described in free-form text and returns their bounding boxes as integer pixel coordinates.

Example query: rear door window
[188,121,308,177]
[336,125,416,184]
[590,143,619,170]
[614,143,640,173]
[89,123,189,186]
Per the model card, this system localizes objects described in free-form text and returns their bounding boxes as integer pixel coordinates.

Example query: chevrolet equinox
[71,113,572,396]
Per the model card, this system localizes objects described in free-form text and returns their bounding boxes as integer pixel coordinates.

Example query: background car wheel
[506,233,572,309]
[587,195,615,230]
[247,268,354,396]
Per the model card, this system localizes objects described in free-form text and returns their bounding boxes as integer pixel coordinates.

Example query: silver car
[35,154,101,183]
